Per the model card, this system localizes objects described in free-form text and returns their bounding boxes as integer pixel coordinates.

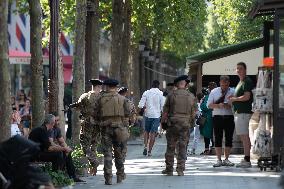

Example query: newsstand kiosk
[249,0,284,170]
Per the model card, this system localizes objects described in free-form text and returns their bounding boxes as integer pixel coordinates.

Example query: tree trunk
[0,0,11,141]
[120,0,131,87]
[72,0,86,145]
[29,0,45,128]
[48,0,59,115]
[58,52,65,137]
[152,37,157,80]
[85,0,100,91]
[109,0,123,80]
[132,48,140,105]
[157,39,162,82]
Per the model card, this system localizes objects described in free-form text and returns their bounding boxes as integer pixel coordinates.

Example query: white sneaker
[236,159,252,168]
[213,160,223,167]
[222,159,235,166]
[187,149,195,155]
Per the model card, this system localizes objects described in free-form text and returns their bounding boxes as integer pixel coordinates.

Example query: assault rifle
[62,102,80,112]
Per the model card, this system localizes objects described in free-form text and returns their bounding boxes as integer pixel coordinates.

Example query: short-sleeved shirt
[207,87,235,116]
[29,126,51,151]
[233,76,254,114]
[138,88,165,118]
[48,126,62,140]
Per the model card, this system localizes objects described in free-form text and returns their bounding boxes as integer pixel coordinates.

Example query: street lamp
[142,47,150,57]
[155,55,160,64]
[148,52,155,62]
[148,51,155,83]
[139,40,146,51]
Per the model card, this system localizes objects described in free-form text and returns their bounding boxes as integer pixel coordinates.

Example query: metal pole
[48,0,59,113]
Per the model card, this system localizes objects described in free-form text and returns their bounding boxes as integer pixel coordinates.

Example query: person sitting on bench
[29,114,84,182]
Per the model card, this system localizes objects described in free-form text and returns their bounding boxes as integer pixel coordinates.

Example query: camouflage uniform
[76,91,100,170]
[162,88,196,175]
[94,90,131,185]
[122,98,137,162]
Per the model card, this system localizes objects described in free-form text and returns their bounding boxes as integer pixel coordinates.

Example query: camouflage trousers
[165,119,190,172]
[80,119,100,168]
[101,126,128,180]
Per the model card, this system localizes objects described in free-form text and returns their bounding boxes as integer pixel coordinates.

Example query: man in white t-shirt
[207,75,235,167]
[138,80,165,156]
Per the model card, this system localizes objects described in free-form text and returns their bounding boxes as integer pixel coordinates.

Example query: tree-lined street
[1,0,284,188]
[71,136,281,189]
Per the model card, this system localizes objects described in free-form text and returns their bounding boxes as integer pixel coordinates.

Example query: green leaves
[205,0,266,49]
[132,0,208,63]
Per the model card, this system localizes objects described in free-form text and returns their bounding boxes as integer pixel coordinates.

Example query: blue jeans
[144,117,160,133]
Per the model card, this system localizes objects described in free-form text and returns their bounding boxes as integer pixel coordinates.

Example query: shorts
[144,117,160,133]
[234,113,252,135]
[213,115,235,147]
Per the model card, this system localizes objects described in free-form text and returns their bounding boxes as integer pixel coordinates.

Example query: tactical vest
[169,89,194,117]
[99,92,125,118]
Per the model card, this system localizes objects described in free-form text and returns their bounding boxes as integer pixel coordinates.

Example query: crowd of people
[7,61,255,185]
[10,89,32,137]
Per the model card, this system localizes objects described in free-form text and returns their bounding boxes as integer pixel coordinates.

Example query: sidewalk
[67,134,282,189]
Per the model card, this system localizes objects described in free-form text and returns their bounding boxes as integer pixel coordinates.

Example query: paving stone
[67,133,281,189]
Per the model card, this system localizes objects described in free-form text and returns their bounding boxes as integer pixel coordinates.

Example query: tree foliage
[132,0,208,66]
[16,0,208,66]
[205,0,266,49]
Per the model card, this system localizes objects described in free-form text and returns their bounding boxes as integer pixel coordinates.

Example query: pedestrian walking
[93,79,132,185]
[207,75,235,167]
[161,75,196,176]
[118,86,137,162]
[229,62,254,168]
[188,93,203,155]
[70,79,103,175]
[138,80,164,156]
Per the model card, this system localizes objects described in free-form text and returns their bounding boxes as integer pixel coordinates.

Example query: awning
[202,47,264,75]
[62,56,72,84]
[9,49,49,65]
[249,0,284,18]
[186,38,265,75]
[9,49,73,84]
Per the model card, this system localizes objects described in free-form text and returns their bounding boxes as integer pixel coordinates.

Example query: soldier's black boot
[177,170,184,176]
[176,168,184,176]
[105,177,112,185]
[117,175,123,183]
[122,173,126,180]
[161,169,173,176]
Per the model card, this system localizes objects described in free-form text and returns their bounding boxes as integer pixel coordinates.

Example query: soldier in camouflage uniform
[118,87,137,124]
[118,87,137,162]
[93,79,132,185]
[161,75,196,176]
[72,79,102,176]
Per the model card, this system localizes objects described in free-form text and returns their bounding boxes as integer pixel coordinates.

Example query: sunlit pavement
[67,135,281,189]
